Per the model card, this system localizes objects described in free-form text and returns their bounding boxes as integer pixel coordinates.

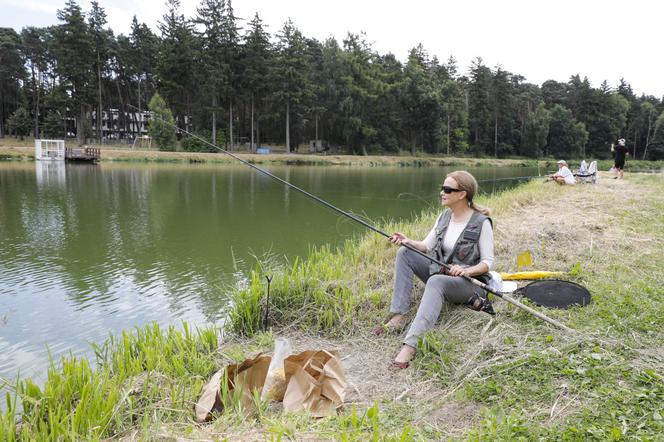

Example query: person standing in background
[613,138,628,179]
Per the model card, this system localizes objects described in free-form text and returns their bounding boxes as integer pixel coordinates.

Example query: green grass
[1,323,221,440]
[227,244,387,337]
[460,175,664,440]
[224,174,664,440]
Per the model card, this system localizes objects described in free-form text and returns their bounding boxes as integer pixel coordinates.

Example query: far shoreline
[2,142,663,172]
[0,143,539,168]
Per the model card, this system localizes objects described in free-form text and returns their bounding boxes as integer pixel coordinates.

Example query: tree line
[1,0,663,159]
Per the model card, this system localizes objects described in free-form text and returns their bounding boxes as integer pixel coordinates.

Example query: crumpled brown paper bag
[195,348,346,421]
[282,350,346,417]
[194,369,224,422]
[194,354,271,422]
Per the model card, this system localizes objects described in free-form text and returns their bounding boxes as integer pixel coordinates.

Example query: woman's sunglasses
[440,185,463,194]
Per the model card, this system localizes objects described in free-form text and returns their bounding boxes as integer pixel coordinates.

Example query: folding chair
[575,160,597,184]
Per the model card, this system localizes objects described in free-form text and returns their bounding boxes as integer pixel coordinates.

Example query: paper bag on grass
[194,369,224,422]
[195,353,271,422]
[282,350,346,417]
[261,338,292,402]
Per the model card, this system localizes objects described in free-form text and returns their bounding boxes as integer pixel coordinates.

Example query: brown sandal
[373,316,407,336]
[373,325,388,336]
[389,345,416,369]
[373,323,406,336]
[389,360,410,369]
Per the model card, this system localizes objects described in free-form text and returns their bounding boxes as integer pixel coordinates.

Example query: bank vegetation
[3,141,664,173]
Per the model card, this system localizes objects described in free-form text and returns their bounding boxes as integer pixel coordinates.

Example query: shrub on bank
[181,130,225,153]
[148,93,177,152]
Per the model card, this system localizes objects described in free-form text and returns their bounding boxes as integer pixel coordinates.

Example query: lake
[0,161,539,384]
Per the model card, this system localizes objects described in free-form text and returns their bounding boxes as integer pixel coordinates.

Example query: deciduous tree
[7,107,32,140]
[522,103,550,157]
[148,93,176,151]
[548,104,588,159]
[646,111,664,160]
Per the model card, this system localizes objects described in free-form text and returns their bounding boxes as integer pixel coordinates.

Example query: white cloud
[5,0,58,15]
[2,0,662,96]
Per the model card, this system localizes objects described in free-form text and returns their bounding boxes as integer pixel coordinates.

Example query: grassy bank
[0,142,539,168]
[3,139,664,171]
[2,173,663,440]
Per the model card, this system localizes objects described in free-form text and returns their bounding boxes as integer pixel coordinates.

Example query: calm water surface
[0,161,538,383]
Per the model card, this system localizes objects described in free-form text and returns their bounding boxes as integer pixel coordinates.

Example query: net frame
[517,279,592,309]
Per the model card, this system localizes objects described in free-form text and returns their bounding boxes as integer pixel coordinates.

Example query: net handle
[466,278,575,332]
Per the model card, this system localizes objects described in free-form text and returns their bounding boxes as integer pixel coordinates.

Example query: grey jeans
[390,247,483,348]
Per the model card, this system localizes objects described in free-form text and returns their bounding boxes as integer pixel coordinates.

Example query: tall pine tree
[88,1,111,142]
[157,0,195,132]
[272,19,312,152]
[21,27,49,138]
[0,28,25,137]
[52,0,95,145]
[468,57,493,155]
[220,0,240,148]
[194,0,226,143]
[242,13,271,152]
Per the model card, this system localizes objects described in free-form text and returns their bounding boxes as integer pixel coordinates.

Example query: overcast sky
[2,0,662,97]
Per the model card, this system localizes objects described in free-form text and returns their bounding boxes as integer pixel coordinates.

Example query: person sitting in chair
[549,160,576,185]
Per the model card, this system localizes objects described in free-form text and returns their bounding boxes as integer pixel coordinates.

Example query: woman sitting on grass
[376,170,495,369]
[549,160,576,185]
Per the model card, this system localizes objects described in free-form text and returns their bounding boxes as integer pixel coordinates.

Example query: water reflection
[0,162,538,384]
[35,161,66,188]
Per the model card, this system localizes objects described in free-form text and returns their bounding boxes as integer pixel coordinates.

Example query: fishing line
[135,105,574,332]
[396,176,538,206]
[476,175,543,184]
[396,192,437,210]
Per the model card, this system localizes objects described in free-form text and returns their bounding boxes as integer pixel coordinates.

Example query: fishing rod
[135,105,573,332]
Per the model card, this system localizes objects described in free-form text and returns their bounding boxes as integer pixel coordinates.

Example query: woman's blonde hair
[446,170,491,216]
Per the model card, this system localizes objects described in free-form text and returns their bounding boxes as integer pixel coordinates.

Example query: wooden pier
[65,147,101,162]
